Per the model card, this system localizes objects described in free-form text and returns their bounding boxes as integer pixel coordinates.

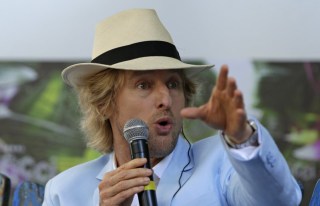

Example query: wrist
[223,120,259,149]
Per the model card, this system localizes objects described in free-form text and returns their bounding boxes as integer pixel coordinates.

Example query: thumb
[180,107,204,120]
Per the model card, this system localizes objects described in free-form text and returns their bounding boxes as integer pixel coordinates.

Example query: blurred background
[0,1,319,205]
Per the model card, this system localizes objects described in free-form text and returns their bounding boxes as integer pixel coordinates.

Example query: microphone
[123,118,158,206]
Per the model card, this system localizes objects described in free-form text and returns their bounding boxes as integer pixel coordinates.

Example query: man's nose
[155,85,172,109]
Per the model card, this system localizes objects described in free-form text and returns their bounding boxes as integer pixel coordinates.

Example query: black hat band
[91,41,181,65]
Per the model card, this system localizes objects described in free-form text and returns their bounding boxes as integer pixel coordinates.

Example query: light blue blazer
[43,120,302,205]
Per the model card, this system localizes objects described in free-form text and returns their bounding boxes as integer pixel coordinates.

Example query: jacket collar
[96,152,115,180]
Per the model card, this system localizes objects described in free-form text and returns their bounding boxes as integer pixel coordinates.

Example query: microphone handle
[130,140,158,206]
[138,190,158,206]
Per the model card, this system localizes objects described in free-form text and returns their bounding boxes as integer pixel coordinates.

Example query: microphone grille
[123,118,149,143]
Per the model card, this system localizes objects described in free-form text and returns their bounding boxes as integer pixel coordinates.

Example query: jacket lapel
[156,136,194,206]
[93,153,114,205]
[96,152,115,180]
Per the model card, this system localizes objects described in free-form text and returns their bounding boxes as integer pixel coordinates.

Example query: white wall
[1,0,320,61]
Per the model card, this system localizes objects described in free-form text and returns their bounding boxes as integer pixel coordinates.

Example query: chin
[148,134,179,158]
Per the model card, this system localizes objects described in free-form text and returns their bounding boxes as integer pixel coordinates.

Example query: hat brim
[62,56,214,87]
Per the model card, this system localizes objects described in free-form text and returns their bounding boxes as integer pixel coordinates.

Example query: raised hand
[181,64,252,144]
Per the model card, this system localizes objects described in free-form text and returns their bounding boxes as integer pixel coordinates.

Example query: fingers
[216,65,244,109]
[227,78,244,109]
[101,175,149,202]
[216,64,229,91]
[105,168,151,193]
[182,64,247,133]
[226,77,237,97]
[233,89,244,109]
[180,106,205,120]
[99,158,153,205]
[181,65,241,122]
[118,158,148,171]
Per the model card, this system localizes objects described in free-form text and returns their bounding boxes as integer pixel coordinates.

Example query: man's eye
[167,81,179,89]
[137,82,149,89]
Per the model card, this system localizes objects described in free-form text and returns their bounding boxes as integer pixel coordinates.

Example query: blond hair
[76,69,196,153]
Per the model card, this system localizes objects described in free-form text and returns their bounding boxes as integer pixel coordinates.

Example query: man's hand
[181,64,252,144]
[99,158,153,206]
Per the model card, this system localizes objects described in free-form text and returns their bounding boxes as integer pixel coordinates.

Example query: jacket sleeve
[220,119,302,206]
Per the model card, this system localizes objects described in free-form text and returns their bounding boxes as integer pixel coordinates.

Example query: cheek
[170,95,186,118]
[174,94,186,109]
[116,95,150,118]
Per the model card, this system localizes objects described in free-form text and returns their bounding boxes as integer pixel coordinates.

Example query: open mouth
[154,117,173,134]
[156,117,173,126]
[159,120,169,126]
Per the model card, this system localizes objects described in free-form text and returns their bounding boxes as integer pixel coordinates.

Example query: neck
[150,157,163,167]
[113,144,131,167]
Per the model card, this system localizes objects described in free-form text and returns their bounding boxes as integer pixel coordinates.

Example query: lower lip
[155,124,173,135]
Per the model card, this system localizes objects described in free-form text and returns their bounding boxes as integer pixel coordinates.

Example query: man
[43,8,302,206]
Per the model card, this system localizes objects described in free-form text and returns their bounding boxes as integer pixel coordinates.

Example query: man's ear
[99,102,117,121]
[97,103,108,120]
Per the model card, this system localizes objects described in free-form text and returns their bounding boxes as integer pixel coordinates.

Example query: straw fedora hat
[62,8,214,87]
